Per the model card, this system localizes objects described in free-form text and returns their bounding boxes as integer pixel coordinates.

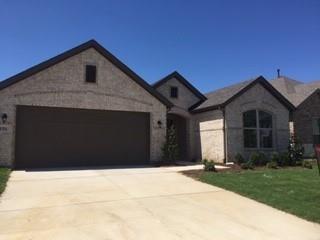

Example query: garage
[15,105,150,169]
[0,40,170,168]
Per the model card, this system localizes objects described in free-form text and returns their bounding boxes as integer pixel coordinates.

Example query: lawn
[0,168,10,195]
[193,166,320,223]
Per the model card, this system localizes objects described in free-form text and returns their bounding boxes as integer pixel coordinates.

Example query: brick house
[270,76,320,156]
[0,40,316,168]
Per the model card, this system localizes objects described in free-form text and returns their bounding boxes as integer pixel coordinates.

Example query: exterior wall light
[157,120,162,128]
[1,113,8,124]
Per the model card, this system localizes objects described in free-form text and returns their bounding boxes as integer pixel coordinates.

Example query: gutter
[221,107,227,164]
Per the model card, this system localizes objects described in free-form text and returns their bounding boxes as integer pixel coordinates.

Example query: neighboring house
[270,76,320,156]
[0,40,317,168]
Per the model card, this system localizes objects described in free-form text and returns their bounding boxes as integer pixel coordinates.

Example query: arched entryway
[167,113,188,161]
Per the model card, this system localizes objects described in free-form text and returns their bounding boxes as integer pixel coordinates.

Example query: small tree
[161,125,179,163]
[288,136,304,166]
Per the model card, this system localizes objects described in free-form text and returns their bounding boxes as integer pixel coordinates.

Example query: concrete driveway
[0,166,319,240]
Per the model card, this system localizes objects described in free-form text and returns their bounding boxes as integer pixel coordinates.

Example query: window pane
[86,65,96,83]
[313,118,320,144]
[170,87,178,98]
[313,135,320,144]
[260,129,273,148]
[243,110,256,128]
[244,129,257,148]
[259,111,272,128]
[312,118,320,135]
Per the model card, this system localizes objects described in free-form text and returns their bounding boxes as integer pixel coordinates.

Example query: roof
[0,39,173,108]
[153,71,207,101]
[295,88,320,108]
[192,76,295,113]
[269,76,320,107]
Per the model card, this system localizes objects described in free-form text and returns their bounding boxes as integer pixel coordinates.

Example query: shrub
[266,160,278,169]
[202,159,216,172]
[250,152,269,166]
[270,152,280,165]
[288,136,304,166]
[234,153,245,165]
[302,160,313,169]
[240,160,254,170]
[161,125,179,163]
[278,152,290,166]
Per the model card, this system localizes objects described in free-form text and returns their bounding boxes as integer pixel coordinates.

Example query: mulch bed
[181,164,242,179]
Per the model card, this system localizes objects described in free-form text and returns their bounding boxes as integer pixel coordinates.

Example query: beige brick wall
[225,83,290,161]
[156,77,201,110]
[191,110,225,163]
[156,77,203,162]
[0,48,167,167]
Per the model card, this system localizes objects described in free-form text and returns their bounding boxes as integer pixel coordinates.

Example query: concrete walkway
[0,165,319,240]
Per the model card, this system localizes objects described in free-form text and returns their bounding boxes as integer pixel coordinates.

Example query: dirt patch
[181,169,204,179]
[181,164,242,179]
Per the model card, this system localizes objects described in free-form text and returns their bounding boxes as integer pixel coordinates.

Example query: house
[154,73,294,163]
[0,40,317,168]
[0,40,171,168]
[270,76,320,156]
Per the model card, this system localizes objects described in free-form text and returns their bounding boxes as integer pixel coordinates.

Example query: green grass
[199,166,320,223]
[0,168,10,195]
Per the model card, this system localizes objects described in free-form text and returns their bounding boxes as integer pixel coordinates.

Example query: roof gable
[296,88,320,108]
[153,71,207,101]
[192,76,295,113]
[0,40,172,107]
[270,77,320,107]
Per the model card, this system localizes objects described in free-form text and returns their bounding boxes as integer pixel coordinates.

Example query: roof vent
[277,69,281,78]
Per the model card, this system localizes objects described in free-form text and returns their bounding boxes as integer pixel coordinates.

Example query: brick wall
[155,77,202,162]
[293,90,320,156]
[0,48,167,167]
[225,83,290,161]
[191,110,225,163]
[156,77,201,110]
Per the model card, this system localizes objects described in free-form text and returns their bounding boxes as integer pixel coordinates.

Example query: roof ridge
[270,76,303,85]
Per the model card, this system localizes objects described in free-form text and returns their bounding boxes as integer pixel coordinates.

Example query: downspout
[221,107,227,164]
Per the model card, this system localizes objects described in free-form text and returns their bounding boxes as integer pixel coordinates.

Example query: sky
[0,0,319,93]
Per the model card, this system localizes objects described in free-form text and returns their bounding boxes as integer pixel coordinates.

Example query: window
[85,65,97,83]
[313,118,320,144]
[243,110,273,148]
[170,86,178,98]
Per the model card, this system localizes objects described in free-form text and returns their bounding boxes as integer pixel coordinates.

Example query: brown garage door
[15,106,150,169]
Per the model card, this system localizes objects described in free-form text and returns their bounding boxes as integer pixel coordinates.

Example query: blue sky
[0,0,319,93]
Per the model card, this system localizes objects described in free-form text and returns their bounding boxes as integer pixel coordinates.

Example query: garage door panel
[15,106,150,168]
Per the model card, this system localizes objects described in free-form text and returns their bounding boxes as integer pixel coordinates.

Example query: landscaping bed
[183,165,320,223]
[0,168,10,195]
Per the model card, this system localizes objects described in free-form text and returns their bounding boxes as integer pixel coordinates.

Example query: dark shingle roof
[194,78,256,110]
[269,76,320,107]
[192,76,295,113]
[193,74,320,112]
